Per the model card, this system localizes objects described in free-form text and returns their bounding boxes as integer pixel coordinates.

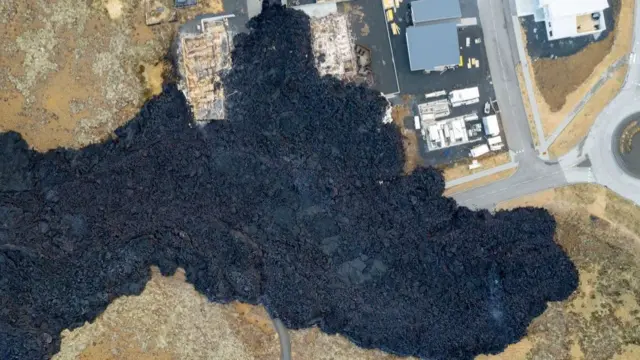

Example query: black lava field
[0,6,578,360]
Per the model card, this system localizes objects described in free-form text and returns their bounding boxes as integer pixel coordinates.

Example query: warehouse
[410,0,461,24]
[406,23,461,72]
[515,0,609,41]
[405,0,462,72]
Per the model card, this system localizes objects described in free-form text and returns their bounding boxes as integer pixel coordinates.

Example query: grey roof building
[411,0,462,24]
[406,22,460,72]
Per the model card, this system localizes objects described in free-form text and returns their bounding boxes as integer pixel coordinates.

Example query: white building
[483,115,501,137]
[449,87,480,107]
[516,0,609,41]
[487,136,504,151]
[423,117,472,151]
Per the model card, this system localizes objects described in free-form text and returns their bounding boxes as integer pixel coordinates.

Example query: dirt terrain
[443,167,517,196]
[497,185,640,360]
[441,152,511,181]
[391,104,423,175]
[1,2,638,359]
[0,0,176,150]
[524,0,634,138]
[53,184,640,360]
[548,65,628,158]
[54,267,281,360]
[0,0,224,151]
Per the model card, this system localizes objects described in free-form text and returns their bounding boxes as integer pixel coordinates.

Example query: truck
[425,90,447,99]
[470,144,490,158]
[414,116,421,130]
[487,136,504,151]
[449,87,480,107]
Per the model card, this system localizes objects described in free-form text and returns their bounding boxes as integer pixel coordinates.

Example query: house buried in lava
[176,15,234,122]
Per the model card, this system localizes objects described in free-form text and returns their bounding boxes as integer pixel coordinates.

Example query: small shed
[483,115,501,137]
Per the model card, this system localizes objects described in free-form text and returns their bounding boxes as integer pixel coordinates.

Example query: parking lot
[387,0,502,166]
[342,0,400,95]
[307,0,507,167]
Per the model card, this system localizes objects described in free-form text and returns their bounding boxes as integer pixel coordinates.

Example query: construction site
[176,15,234,122]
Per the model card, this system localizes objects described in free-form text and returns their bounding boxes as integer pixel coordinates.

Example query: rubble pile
[177,17,233,121]
[0,5,578,360]
[310,13,357,80]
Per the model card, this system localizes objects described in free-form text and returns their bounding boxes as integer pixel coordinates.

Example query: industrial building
[416,86,486,152]
[410,0,461,24]
[515,0,609,41]
[423,117,471,151]
[406,0,462,72]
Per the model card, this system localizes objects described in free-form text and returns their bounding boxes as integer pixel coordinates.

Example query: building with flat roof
[406,23,460,72]
[405,0,462,72]
[516,0,609,41]
[410,0,461,24]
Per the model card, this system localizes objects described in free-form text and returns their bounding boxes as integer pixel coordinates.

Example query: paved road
[454,0,640,210]
[454,0,570,209]
[446,160,519,188]
[273,318,292,360]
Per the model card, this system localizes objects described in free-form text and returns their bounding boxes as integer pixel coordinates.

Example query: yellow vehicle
[391,23,400,35]
[386,9,394,22]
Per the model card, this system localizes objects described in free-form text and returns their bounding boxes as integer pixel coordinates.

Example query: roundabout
[613,114,640,179]
[583,79,640,206]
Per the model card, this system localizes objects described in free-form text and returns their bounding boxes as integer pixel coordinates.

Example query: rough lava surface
[0,5,578,360]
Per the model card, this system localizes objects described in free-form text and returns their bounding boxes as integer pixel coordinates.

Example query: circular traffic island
[613,114,640,178]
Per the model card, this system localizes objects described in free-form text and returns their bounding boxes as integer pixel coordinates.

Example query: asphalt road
[453,0,640,210]
[453,0,570,209]
[583,77,640,204]
[273,318,292,360]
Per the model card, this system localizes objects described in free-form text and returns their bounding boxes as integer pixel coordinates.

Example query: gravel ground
[0,0,173,150]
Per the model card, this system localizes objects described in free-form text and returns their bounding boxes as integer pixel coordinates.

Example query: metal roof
[406,22,460,71]
[539,0,609,18]
[411,0,462,24]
